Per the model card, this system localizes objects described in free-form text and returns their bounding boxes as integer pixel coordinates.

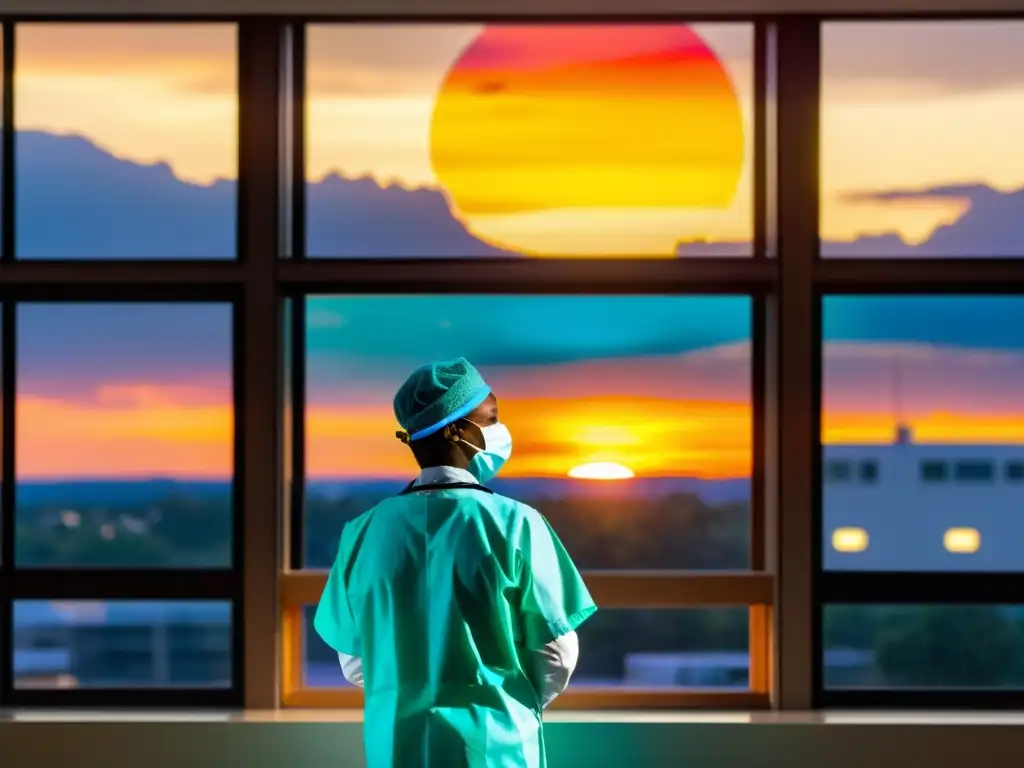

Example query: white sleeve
[529,631,579,709]
[338,652,364,688]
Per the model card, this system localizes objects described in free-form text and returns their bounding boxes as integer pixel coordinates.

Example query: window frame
[0,290,245,707]
[0,12,1021,714]
[815,288,1024,709]
[0,16,252,708]
[277,19,778,710]
[811,15,1024,708]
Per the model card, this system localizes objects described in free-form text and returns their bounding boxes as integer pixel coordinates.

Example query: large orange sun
[429,25,745,256]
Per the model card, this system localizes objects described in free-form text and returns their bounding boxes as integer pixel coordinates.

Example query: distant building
[13,602,230,689]
[824,424,1024,571]
[623,649,873,688]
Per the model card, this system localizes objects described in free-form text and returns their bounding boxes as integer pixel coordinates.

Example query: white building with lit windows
[824,425,1024,571]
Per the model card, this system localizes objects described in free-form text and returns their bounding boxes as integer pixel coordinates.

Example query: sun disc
[568,461,636,481]
[429,24,745,256]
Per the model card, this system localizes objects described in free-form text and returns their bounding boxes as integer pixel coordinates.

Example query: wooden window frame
[279,571,774,709]
[2,13,1021,713]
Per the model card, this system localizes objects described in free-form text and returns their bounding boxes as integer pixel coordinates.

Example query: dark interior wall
[0,719,1018,768]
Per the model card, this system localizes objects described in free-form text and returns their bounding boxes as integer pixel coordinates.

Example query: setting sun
[429,25,746,256]
[567,461,636,481]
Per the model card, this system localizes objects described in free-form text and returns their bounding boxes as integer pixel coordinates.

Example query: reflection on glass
[15,24,237,259]
[303,605,749,689]
[13,600,232,689]
[824,605,1024,689]
[822,296,1024,572]
[821,22,1024,258]
[16,304,234,567]
[303,295,752,571]
[306,24,754,258]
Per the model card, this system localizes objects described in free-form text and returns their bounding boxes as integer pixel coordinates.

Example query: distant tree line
[17,489,1024,688]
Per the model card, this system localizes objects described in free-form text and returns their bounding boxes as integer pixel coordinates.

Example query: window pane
[1,28,5,244]
[573,608,748,689]
[1,305,4,563]
[303,605,748,690]
[824,605,1024,689]
[822,297,1024,572]
[13,600,232,689]
[304,296,752,570]
[16,304,234,567]
[821,22,1024,258]
[305,24,754,258]
[825,459,852,484]
[16,24,237,259]
[303,604,352,688]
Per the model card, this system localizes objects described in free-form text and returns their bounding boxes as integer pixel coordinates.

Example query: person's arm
[337,652,364,688]
[529,631,579,709]
[516,506,597,707]
[314,524,364,660]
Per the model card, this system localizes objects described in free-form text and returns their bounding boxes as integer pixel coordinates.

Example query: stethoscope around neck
[399,481,493,495]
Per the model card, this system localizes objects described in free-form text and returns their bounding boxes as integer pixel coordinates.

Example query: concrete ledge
[2,711,1022,768]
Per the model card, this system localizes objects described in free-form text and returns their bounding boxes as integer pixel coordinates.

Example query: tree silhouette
[874,606,1022,688]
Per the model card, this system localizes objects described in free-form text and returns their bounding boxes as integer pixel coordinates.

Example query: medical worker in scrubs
[314,357,597,768]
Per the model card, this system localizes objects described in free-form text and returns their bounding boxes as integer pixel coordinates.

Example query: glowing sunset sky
[13,21,1024,255]
[14,297,1024,481]
[8,23,1024,480]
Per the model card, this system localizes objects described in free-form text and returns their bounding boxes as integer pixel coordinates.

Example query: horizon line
[14,474,752,484]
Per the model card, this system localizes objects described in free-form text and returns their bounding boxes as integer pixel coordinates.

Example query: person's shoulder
[485,490,539,519]
[484,492,551,535]
[339,496,399,536]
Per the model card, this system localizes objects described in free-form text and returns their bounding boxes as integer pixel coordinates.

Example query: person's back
[314,358,596,768]
[330,486,583,766]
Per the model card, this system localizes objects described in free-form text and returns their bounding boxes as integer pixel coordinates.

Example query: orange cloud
[307,395,752,481]
[16,388,232,479]
[13,340,1024,480]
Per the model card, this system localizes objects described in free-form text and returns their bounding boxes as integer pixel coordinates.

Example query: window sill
[3,709,1023,768]
[5,709,1024,725]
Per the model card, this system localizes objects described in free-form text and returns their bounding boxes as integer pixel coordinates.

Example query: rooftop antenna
[892,349,912,445]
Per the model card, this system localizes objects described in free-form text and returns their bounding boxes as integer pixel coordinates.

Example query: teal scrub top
[314,483,597,768]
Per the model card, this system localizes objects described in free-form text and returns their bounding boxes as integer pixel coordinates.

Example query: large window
[3,301,239,705]
[822,296,1024,573]
[281,18,773,710]
[302,295,752,571]
[1,16,1021,714]
[815,20,1024,708]
[820,22,1024,258]
[15,303,234,568]
[0,20,241,710]
[282,293,769,707]
[820,296,1024,703]
[304,23,755,258]
[13,24,238,259]
[284,295,762,704]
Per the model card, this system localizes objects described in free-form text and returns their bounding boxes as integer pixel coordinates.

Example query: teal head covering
[393,358,491,442]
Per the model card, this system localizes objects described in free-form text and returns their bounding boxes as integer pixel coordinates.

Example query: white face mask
[464,420,513,484]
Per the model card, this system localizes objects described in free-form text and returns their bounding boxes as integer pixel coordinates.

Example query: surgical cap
[393,357,491,441]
